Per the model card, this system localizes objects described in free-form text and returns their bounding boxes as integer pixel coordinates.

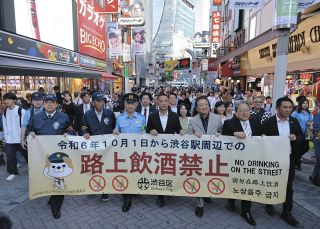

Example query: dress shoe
[241,212,256,226]
[157,197,165,207]
[281,212,299,226]
[226,203,235,212]
[203,197,212,203]
[295,165,301,170]
[122,202,131,212]
[51,209,61,219]
[265,205,275,216]
[101,194,109,202]
[195,207,203,217]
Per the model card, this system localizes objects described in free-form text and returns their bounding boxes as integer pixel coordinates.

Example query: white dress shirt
[159,111,169,131]
[83,103,91,114]
[240,120,252,137]
[95,110,103,122]
[46,110,56,118]
[276,115,290,137]
[170,106,177,113]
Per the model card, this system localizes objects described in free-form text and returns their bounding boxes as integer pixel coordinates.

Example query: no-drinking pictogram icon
[89,175,106,192]
[183,178,200,194]
[112,175,129,192]
[207,178,225,195]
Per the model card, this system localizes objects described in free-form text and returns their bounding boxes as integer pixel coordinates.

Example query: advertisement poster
[274,0,298,28]
[107,23,123,58]
[78,0,106,60]
[29,134,290,205]
[132,27,146,55]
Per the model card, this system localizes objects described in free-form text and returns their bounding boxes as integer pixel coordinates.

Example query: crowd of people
[0,84,319,227]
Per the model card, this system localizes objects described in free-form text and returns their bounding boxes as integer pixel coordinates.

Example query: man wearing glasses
[250,96,272,124]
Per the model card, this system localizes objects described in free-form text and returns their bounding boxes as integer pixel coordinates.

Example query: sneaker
[101,194,109,202]
[6,174,18,181]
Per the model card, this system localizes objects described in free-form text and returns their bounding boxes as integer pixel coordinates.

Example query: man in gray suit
[187,95,222,217]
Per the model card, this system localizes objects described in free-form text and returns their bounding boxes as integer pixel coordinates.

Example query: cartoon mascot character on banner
[43,152,73,190]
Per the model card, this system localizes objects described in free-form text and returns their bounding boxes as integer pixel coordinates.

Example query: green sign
[274,0,298,29]
[124,65,129,78]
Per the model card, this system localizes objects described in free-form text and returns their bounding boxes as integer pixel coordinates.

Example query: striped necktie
[242,122,252,137]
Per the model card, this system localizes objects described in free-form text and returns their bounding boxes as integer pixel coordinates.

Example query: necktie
[48,114,52,120]
[144,108,147,119]
[242,122,251,137]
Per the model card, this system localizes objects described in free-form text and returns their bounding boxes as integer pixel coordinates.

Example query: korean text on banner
[28,134,290,204]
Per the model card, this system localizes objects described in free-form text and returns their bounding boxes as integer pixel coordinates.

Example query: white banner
[28,134,290,205]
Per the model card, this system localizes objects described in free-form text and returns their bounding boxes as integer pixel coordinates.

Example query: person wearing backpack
[310,110,320,186]
[20,92,44,150]
[2,93,26,181]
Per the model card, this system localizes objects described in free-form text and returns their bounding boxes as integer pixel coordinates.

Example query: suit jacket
[136,104,157,114]
[146,110,181,134]
[188,113,222,135]
[222,116,262,136]
[262,115,304,155]
[74,103,93,132]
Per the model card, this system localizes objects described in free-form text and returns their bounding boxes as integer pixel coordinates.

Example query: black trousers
[266,155,295,213]
[5,143,28,175]
[123,194,132,204]
[49,195,64,211]
[228,199,251,213]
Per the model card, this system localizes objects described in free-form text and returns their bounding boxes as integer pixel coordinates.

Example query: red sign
[78,0,106,60]
[208,58,216,72]
[105,0,119,13]
[211,11,221,45]
[213,0,222,5]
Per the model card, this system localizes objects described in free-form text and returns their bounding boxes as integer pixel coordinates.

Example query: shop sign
[274,0,298,29]
[248,14,320,74]
[211,11,221,58]
[298,0,320,11]
[105,0,119,13]
[208,58,216,72]
[79,55,107,70]
[229,0,265,9]
[0,30,79,65]
[194,43,211,48]
[118,17,145,26]
[78,0,106,60]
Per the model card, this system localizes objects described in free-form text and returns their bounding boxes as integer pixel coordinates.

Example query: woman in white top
[178,103,191,135]
[225,102,234,120]
[213,101,227,124]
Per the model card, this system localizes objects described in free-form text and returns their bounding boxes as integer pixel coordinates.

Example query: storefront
[246,14,320,100]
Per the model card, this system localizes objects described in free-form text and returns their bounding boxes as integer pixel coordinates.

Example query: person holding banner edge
[187,95,222,217]
[222,100,263,226]
[113,93,146,212]
[80,92,116,203]
[262,96,304,227]
[26,94,75,219]
[146,93,182,207]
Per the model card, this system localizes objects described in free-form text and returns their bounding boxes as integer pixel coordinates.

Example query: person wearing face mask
[222,100,263,226]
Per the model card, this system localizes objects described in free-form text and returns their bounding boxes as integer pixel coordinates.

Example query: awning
[0,56,102,79]
[101,72,118,80]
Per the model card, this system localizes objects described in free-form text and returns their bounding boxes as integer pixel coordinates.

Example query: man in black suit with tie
[263,96,303,227]
[136,92,156,126]
[146,93,182,207]
[222,100,262,226]
[74,91,92,133]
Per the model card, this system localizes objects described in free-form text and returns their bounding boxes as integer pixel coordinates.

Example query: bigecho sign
[78,0,106,60]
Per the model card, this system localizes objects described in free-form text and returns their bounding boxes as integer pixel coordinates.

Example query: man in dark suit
[74,91,92,133]
[147,93,182,207]
[263,96,304,227]
[222,100,262,226]
[136,92,156,126]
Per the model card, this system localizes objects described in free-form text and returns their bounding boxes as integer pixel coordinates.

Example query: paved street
[1,153,320,229]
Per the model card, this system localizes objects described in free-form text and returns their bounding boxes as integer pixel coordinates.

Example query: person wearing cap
[26,94,75,219]
[2,93,27,181]
[20,92,44,150]
[146,93,182,208]
[80,92,116,203]
[113,93,146,212]
[136,92,156,126]
[74,91,92,133]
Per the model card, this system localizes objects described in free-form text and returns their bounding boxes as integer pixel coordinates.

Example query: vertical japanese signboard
[105,0,119,13]
[211,11,221,58]
[78,0,106,60]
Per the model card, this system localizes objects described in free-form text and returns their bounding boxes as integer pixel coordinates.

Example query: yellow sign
[28,134,290,204]
[247,14,320,75]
